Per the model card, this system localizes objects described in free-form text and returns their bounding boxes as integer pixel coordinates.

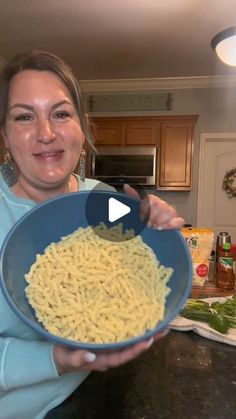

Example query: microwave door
[91,147,156,186]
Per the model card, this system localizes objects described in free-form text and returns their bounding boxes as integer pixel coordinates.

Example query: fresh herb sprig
[180,296,236,334]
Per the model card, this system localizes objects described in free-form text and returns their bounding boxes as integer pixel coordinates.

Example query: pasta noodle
[25,223,173,343]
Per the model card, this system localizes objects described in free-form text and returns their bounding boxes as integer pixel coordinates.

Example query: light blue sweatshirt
[0,174,111,419]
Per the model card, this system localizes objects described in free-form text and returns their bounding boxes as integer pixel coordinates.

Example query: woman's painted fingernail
[84,352,96,363]
[146,337,154,348]
[123,183,130,191]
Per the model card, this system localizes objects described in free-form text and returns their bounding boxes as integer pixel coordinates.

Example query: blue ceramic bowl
[0,191,192,350]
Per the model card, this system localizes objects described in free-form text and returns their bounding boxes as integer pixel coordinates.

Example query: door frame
[197,132,236,226]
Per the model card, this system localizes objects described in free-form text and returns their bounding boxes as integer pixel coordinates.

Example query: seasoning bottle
[215,231,231,274]
[216,243,235,290]
[231,244,236,276]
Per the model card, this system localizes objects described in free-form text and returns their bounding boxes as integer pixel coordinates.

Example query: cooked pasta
[25,223,173,343]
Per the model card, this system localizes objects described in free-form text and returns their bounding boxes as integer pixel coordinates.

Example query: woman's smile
[33,149,64,161]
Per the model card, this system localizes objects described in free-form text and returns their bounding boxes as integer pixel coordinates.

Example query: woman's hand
[53,329,168,375]
[123,184,184,230]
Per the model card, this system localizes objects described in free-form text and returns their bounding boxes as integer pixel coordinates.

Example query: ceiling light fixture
[211,26,236,66]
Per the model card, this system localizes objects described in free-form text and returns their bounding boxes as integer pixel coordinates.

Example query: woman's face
[2,69,84,189]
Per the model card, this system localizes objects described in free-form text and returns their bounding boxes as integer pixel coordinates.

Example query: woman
[0,50,184,418]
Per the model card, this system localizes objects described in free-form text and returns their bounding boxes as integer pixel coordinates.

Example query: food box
[181,228,214,287]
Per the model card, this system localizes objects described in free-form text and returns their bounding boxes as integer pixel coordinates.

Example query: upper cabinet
[91,117,160,146]
[125,121,158,145]
[91,115,198,191]
[91,119,123,145]
[159,118,197,190]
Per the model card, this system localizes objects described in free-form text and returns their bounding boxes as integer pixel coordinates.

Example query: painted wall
[158,87,236,226]
[89,86,236,226]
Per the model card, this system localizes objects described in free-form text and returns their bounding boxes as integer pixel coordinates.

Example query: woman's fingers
[123,184,185,230]
[123,183,140,199]
[84,329,169,372]
[53,328,170,375]
[53,340,150,374]
[53,345,97,374]
[147,197,185,230]
[79,338,153,372]
[158,216,185,230]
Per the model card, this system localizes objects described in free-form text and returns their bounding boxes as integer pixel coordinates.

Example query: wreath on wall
[222,168,236,198]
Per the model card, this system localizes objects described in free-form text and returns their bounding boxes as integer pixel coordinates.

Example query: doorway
[197,133,236,244]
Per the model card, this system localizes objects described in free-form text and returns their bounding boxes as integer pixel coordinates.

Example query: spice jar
[216,243,235,290]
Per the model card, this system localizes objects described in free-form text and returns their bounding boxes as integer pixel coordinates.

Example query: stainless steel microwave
[90,146,157,186]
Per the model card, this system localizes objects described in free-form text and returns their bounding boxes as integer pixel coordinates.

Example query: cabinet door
[158,122,194,190]
[125,122,158,145]
[92,120,123,145]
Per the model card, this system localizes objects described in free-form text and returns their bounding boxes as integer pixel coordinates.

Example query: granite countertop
[191,283,236,299]
[46,330,236,419]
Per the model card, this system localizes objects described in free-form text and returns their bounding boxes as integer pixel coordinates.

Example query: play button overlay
[108,198,131,222]
[85,182,150,242]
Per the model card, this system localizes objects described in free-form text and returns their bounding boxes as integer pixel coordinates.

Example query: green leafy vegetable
[208,314,230,334]
[180,296,236,334]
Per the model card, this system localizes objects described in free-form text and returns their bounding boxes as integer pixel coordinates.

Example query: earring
[3,150,12,162]
[79,149,86,182]
[0,150,17,187]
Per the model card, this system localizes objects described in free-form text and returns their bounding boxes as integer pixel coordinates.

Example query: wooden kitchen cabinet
[91,117,160,146]
[91,119,123,145]
[90,115,198,190]
[158,116,198,190]
[125,121,157,145]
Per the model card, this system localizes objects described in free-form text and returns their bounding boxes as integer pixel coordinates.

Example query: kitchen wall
[88,86,236,226]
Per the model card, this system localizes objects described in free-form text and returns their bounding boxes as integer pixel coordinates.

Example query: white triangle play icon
[108,197,131,222]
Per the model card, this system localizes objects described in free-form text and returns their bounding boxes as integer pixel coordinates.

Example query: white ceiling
[1,0,236,84]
